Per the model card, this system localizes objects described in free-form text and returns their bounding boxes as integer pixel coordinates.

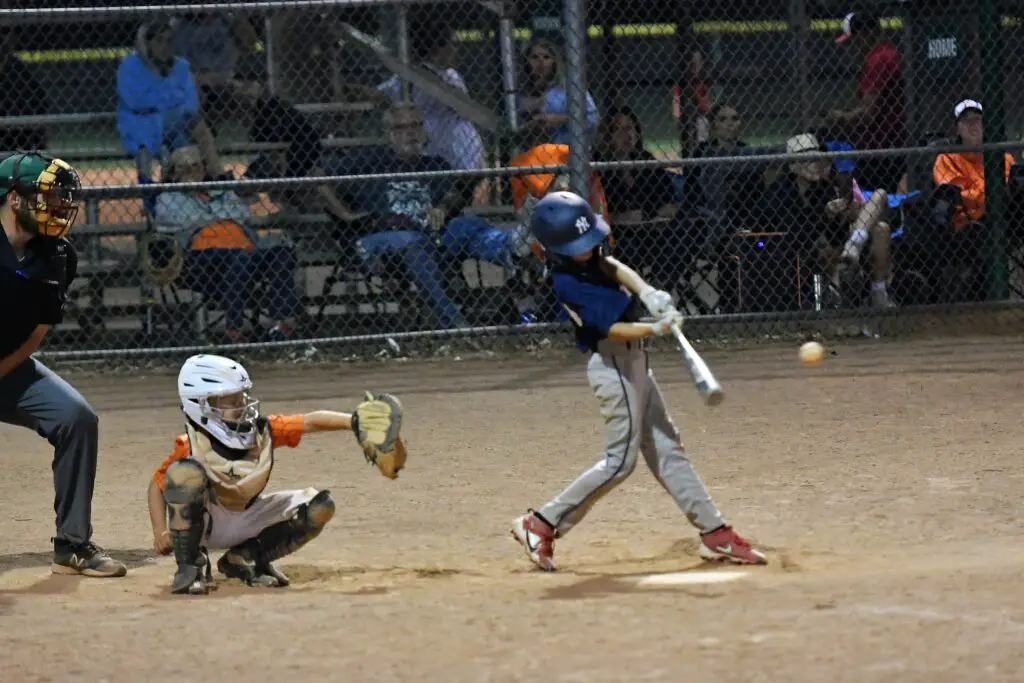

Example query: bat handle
[671,324,686,345]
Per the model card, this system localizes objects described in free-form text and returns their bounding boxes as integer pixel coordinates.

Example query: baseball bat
[671,325,724,407]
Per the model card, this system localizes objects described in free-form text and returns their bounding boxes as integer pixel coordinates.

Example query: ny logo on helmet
[575,216,589,234]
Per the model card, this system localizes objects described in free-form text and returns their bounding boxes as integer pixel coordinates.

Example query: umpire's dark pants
[0,358,98,546]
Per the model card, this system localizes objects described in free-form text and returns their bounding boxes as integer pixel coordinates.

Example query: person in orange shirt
[509,143,610,264]
[148,354,407,595]
[933,99,1015,230]
[154,145,301,342]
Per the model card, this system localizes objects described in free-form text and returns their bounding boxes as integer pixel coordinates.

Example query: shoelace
[80,541,105,557]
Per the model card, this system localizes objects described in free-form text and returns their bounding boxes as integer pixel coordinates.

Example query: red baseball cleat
[699,525,768,565]
[511,511,557,571]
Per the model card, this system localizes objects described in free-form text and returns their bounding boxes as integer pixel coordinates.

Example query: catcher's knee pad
[163,459,208,532]
[241,489,335,565]
[303,489,336,530]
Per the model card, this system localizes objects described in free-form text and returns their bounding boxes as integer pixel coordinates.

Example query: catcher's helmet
[0,152,81,239]
[178,354,261,451]
[529,190,610,259]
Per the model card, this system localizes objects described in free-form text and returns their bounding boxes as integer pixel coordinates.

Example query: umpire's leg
[0,358,125,576]
[0,358,97,544]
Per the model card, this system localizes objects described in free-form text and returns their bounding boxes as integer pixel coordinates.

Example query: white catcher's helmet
[177,354,261,450]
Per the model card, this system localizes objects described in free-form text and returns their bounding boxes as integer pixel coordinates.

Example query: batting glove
[639,285,674,317]
[651,308,684,336]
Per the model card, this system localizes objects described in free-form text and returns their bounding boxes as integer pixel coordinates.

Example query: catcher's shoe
[698,526,768,565]
[51,541,127,578]
[511,511,557,571]
[171,550,214,595]
[217,551,289,587]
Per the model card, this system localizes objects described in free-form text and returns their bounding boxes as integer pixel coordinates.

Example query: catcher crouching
[147,354,406,595]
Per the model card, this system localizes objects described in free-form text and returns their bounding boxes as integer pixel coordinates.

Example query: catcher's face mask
[12,156,82,239]
[206,391,261,449]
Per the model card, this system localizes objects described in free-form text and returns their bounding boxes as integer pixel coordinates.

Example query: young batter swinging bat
[671,325,724,407]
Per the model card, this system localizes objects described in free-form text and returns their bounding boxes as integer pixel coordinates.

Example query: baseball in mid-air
[799,341,825,367]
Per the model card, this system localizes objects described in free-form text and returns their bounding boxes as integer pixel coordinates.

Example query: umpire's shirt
[0,233,77,358]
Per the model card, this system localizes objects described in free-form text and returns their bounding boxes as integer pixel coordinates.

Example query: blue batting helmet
[529,191,610,258]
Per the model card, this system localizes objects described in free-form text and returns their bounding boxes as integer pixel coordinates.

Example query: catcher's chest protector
[186,423,274,512]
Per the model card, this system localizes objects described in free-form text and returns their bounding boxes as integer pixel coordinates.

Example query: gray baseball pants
[0,358,98,546]
[538,339,726,536]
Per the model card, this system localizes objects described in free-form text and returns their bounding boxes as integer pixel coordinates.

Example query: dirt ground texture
[2,336,1024,683]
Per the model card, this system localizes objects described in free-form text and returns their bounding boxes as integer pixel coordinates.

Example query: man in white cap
[828,11,906,194]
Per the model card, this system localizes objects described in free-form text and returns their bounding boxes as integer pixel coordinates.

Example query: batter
[511,191,767,570]
[0,151,127,577]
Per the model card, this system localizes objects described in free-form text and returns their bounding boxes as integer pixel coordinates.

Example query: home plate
[633,570,750,587]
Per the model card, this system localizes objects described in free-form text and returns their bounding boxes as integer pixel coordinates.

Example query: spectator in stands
[674,49,713,155]
[170,12,262,124]
[506,142,610,322]
[828,11,906,193]
[595,106,677,224]
[372,22,484,172]
[267,8,375,105]
[116,20,226,179]
[933,99,1015,230]
[518,39,599,146]
[930,99,1018,301]
[591,105,684,291]
[0,27,47,154]
[510,141,609,258]
[243,94,367,224]
[682,102,775,250]
[771,133,893,308]
[325,103,527,329]
[155,145,301,342]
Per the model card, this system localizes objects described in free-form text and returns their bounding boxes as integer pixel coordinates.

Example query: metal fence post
[264,12,276,95]
[789,0,811,133]
[563,0,588,198]
[396,4,411,101]
[498,3,519,132]
[980,0,1008,300]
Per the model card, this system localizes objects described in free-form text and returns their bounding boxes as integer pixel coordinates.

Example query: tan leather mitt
[352,392,406,479]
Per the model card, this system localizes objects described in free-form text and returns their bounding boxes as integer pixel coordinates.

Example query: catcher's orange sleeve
[152,436,191,491]
[269,414,305,449]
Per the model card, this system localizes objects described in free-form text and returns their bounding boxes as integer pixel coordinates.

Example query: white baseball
[799,341,825,367]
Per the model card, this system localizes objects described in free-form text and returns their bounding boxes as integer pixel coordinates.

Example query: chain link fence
[3,0,1024,361]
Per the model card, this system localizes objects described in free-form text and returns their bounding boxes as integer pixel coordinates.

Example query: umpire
[0,152,126,577]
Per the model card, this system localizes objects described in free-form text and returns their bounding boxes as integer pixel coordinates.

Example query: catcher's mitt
[352,392,406,479]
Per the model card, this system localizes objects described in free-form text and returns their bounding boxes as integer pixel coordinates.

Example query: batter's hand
[639,286,674,317]
[651,308,684,336]
[153,529,173,555]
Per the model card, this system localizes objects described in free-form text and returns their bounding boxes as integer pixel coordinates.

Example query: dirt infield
[3,337,1024,683]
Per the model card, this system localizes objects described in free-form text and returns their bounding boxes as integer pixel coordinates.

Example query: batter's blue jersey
[551,262,640,352]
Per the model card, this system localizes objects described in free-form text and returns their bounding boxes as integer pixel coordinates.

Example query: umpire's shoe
[52,541,128,577]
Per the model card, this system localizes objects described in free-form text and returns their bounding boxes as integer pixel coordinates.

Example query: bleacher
[0,84,527,345]
[65,163,521,346]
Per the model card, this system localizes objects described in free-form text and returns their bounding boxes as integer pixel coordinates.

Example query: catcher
[146,353,406,595]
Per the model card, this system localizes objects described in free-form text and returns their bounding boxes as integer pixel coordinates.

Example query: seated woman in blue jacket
[116,20,225,178]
